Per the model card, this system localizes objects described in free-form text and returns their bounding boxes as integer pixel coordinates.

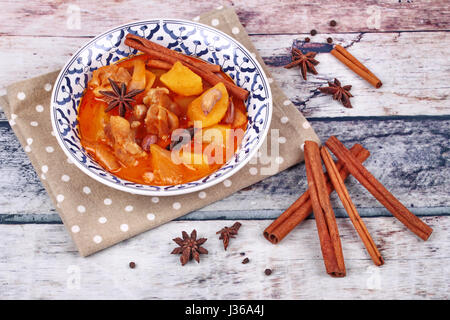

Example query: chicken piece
[143,87,183,116]
[133,104,147,120]
[143,88,180,139]
[90,65,132,97]
[109,116,146,166]
[144,104,179,139]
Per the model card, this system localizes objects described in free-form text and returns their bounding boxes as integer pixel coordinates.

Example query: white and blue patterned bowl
[51,19,272,196]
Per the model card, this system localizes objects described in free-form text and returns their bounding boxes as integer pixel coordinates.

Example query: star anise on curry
[319,78,353,108]
[284,47,319,80]
[216,222,242,250]
[171,230,208,266]
[99,78,144,117]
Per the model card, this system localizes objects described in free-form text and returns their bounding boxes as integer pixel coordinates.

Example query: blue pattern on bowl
[51,19,272,196]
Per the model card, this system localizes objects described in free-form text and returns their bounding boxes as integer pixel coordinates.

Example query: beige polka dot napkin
[0,7,319,256]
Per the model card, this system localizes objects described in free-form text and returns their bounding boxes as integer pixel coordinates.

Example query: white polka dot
[146,213,156,221]
[44,83,52,92]
[41,165,48,173]
[61,174,70,182]
[51,131,56,137]
[280,116,289,124]
[46,146,54,153]
[77,205,86,213]
[30,121,38,127]
[193,16,200,21]
[223,179,232,187]
[83,186,91,194]
[300,143,305,151]
[249,167,258,175]
[9,114,17,126]
[151,197,159,203]
[268,78,274,84]
[125,205,134,212]
[71,225,80,233]
[67,157,74,164]
[98,217,107,224]
[120,224,129,232]
[216,5,224,9]
[24,145,31,152]
[40,173,46,180]
[56,194,64,203]
[35,105,44,112]
[17,92,26,100]
[250,52,256,58]
[278,137,286,144]
[232,27,240,35]
[26,138,33,145]
[211,18,219,26]
[275,156,284,164]
[198,191,206,199]
[302,122,311,129]
[283,100,291,106]
[172,202,181,210]
[104,198,112,205]
[93,235,102,244]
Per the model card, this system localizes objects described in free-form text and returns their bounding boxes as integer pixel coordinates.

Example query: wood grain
[1,117,448,218]
[0,217,447,299]
[0,0,449,37]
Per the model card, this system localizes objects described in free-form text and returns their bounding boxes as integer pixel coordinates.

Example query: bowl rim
[50,18,273,196]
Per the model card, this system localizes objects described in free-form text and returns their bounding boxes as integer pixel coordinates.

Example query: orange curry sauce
[78,54,248,185]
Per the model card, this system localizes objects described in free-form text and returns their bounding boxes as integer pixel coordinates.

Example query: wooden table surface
[0,1,449,300]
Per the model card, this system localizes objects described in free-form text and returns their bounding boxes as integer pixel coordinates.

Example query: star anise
[284,48,319,80]
[171,230,208,266]
[216,222,242,250]
[319,78,353,108]
[99,78,144,117]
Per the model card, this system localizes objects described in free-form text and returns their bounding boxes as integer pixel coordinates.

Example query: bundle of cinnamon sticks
[264,136,433,277]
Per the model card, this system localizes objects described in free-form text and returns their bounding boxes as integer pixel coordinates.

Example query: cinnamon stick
[325,136,433,241]
[147,59,221,73]
[263,144,370,244]
[330,45,382,88]
[127,34,221,72]
[321,146,384,266]
[146,59,174,70]
[125,34,249,100]
[304,140,346,277]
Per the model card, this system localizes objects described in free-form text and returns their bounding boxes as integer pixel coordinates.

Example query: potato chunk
[187,82,229,128]
[160,61,203,96]
[150,144,185,185]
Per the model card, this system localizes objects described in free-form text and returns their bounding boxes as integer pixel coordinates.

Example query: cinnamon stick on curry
[304,140,346,277]
[321,146,384,266]
[263,144,370,244]
[125,34,249,100]
[325,136,433,241]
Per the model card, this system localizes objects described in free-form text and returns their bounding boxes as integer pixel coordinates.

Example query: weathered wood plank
[0,117,448,218]
[0,217,447,299]
[1,31,449,119]
[0,0,449,37]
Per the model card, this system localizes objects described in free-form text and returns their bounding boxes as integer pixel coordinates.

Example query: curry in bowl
[78,37,249,186]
